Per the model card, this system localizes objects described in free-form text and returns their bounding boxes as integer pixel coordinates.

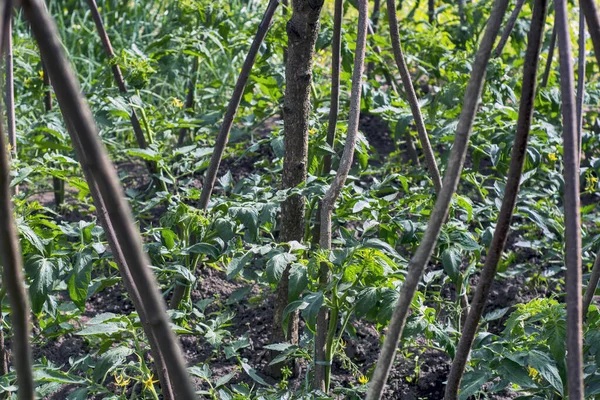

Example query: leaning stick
[198,0,279,211]
[365,0,510,396]
[21,1,197,398]
[444,0,547,396]
[556,0,584,397]
[0,3,35,398]
[494,0,526,57]
[387,0,442,193]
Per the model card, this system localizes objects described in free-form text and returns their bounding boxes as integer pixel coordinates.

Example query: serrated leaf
[76,322,126,336]
[68,250,95,311]
[288,263,307,302]
[226,252,253,279]
[26,255,56,314]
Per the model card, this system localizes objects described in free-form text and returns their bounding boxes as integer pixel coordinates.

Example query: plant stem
[444,0,547,395]
[365,0,509,396]
[556,0,584,397]
[315,0,368,391]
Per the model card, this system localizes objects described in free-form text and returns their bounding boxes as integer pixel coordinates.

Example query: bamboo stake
[0,3,35,397]
[198,0,280,211]
[444,0,547,396]
[314,0,368,391]
[387,0,442,193]
[365,0,510,396]
[21,1,196,397]
[494,0,526,57]
[556,0,584,397]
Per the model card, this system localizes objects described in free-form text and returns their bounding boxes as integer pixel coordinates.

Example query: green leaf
[355,288,378,317]
[34,369,86,384]
[241,362,268,386]
[185,243,220,260]
[449,231,481,251]
[76,322,126,336]
[68,250,95,311]
[19,223,45,254]
[288,264,307,302]
[126,148,161,161]
[93,346,133,383]
[266,252,296,284]
[459,370,490,400]
[442,248,461,282]
[527,350,563,394]
[498,359,536,388]
[301,292,323,333]
[26,255,56,314]
[226,253,253,279]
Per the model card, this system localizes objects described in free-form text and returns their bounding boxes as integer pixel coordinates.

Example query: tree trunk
[444,0,547,395]
[556,0,584,397]
[270,0,324,377]
[365,0,509,397]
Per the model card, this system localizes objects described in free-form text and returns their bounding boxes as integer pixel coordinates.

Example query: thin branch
[85,0,158,176]
[584,251,600,316]
[576,7,585,159]
[444,0,547,396]
[386,0,442,194]
[5,16,15,161]
[198,0,280,211]
[494,0,526,57]
[66,123,174,399]
[556,0,584,397]
[580,0,600,68]
[365,0,510,396]
[21,1,197,398]
[541,22,556,88]
[0,3,35,398]
[177,56,199,147]
[315,0,368,391]
[322,0,343,174]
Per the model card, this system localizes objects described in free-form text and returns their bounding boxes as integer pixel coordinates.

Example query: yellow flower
[142,374,159,391]
[586,175,598,192]
[172,98,184,108]
[527,366,539,380]
[38,70,44,79]
[113,373,131,387]
[358,374,369,385]
[309,127,318,135]
[548,153,557,162]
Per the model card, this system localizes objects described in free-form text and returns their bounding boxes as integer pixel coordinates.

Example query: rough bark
[494,0,526,57]
[0,4,35,398]
[85,0,158,177]
[322,0,343,174]
[198,0,280,211]
[270,0,324,377]
[580,0,600,68]
[556,0,584,397]
[177,56,199,147]
[444,0,547,396]
[365,0,509,397]
[541,23,556,88]
[387,0,442,194]
[314,0,368,391]
[21,1,196,398]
